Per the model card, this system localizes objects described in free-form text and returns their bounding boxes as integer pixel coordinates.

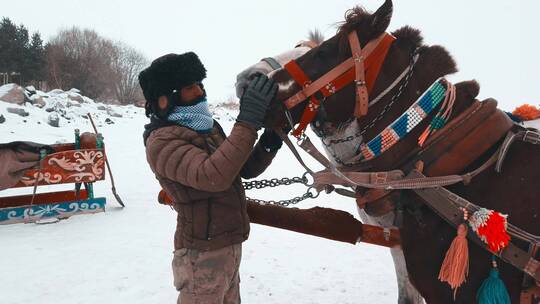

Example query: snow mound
[0,83,241,129]
[0,84,144,130]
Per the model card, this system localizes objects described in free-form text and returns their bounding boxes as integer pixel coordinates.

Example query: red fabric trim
[284,60,312,88]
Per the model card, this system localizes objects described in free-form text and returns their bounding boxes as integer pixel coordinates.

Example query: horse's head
[266,0,396,132]
[235,30,324,99]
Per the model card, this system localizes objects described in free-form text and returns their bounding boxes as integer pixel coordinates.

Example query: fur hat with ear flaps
[138,52,207,115]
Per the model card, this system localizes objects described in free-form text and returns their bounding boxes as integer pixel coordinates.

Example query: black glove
[237,74,278,130]
[259,129,283,152]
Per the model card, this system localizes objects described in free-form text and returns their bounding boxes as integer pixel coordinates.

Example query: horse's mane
[307,29,325,45]
[334,5,458,79]
[337,6,375,36]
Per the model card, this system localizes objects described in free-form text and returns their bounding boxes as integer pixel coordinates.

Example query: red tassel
[469,209,510,253]
[439,223,470,298]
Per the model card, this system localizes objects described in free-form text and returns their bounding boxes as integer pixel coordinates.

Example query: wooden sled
[0,130,107,225]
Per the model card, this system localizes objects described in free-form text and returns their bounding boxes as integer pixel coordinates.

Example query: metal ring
[307,187,320,199]
[302,171,315,187]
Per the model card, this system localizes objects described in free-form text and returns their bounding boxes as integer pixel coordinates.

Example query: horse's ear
[370,0,393,37]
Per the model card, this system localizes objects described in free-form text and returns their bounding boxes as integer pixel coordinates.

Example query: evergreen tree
[0,17,18,73]
[0,17,45,84]
[28,32,45,81]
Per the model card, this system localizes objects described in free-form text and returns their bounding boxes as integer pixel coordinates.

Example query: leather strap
[500,130,540,174]
[313,148,498,191]
[298,136,332,168]
[425,107,513,176]
[348,31,369,117]
[408,170,540,283]
[496,130,519,173]
[276,130,314,175]
[261,57,283,70]
[284,61,322,137]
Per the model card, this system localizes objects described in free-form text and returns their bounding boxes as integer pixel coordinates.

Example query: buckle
[523,130,540,145]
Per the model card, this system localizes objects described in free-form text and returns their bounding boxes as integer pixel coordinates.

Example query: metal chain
[247,187,320,207]
[244,172,320,207]
[321,48,420,167]
[242,176,306,190]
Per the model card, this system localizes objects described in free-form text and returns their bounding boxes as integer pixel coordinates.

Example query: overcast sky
[3,0,538,110]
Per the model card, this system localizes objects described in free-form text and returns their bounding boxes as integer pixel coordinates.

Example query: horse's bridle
[282,31,396,137]
[260,40,319,71]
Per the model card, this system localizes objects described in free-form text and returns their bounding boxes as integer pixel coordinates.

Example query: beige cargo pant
[172,244,242,304]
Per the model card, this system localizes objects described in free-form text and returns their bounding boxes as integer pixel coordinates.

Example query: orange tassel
[512,104,540,121]
[439,223,470,298]
[418,127,431,147]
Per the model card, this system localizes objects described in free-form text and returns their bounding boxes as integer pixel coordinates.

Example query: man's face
[179,82,205,105]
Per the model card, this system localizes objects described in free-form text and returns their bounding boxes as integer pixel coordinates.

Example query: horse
[236,19,424,304]
[255,1,540,303]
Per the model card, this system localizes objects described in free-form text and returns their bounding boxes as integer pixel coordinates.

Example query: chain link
[243,172,320,207]
[242,176,306,190]
[247,187,319,207]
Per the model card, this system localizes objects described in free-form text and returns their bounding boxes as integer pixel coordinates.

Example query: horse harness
[283,31,395,137]
[277,30,540,302]
[282,94,540,303]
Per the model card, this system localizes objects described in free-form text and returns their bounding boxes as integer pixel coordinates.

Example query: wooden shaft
[247,201,400,248]
[158,190,400,247]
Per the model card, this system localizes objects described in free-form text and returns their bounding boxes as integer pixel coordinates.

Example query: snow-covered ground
[0,90,397,304]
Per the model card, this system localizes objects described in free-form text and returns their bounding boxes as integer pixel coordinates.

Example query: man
[140,52,282,304]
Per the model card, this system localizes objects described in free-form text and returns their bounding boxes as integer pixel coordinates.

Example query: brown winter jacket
[145,121,277,251]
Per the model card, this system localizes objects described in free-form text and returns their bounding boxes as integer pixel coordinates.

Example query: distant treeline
[0,17,148,104]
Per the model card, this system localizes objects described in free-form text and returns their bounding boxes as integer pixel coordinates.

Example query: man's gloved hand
[259,129,283,153]
[237,74,278,130]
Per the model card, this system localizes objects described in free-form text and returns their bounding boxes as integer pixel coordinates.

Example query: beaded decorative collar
[359,78,450,161]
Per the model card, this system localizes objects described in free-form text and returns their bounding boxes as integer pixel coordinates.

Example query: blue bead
[392,115,409,138]
[367,135,383,156]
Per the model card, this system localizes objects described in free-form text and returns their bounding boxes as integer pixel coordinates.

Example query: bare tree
[45,27,147,103]
[110,42,148,104]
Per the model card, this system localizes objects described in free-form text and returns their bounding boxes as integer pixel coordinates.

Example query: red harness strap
[283,32,395,137]
[285,60,322,137]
